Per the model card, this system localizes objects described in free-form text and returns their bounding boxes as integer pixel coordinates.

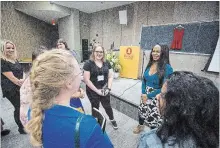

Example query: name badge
[97,75,104,81]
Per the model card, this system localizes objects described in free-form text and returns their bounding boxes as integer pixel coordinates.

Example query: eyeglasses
[94,51,104,54]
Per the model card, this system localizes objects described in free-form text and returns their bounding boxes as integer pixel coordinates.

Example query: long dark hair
[145,44,170,86]
[157,71,219,148]
[56,38,70,50]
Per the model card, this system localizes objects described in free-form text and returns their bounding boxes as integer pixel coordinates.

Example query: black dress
[83,60,114,120]
[1,59,24,130]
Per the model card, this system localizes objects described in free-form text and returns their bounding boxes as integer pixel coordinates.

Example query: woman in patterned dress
[133,44,173,134]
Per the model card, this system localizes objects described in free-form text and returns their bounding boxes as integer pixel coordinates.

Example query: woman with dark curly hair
[138,71,219,148]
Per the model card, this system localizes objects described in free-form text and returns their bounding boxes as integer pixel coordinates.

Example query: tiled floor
[1,94,150,148]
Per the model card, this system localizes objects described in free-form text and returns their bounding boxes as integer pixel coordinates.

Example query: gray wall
[88,1,219,85]
[143,51,219,87]
[134,1,219,46]
[79,11,91,45]
[1,1,219,86]
[79,11,91,61]
[89,1,218,48]
[89,4,135,50]
[1,1,59,59]
[58,9,81,61]
[89,2,218,49]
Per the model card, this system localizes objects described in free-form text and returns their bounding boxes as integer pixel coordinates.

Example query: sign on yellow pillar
[119,46,140,79]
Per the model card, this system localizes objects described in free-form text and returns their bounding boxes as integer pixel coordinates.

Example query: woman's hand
[72,88,85,98]
[78,88,85,98]
[16,79,24,86]
[2,72,24,86]
[103,88,110,96]
[141,94,148,104]
[96,89,104,96]
[18,79,25,86]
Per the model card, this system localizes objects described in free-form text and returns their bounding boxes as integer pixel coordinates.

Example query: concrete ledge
[110,93,139,121]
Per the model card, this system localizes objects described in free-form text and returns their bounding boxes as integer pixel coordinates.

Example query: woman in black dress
[1,40,26,134]
[83,44,118,129]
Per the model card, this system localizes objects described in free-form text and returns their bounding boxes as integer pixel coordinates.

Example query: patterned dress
[139,64,173,128]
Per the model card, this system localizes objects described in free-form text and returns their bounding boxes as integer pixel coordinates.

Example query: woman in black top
[83,44,118,129]
[1,40,26,134]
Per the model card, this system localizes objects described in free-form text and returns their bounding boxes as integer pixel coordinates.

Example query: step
[110,93,139,121]
[109,78,142,121]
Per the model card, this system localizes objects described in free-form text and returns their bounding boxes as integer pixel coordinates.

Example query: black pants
[3,90,23,130]
[87,90,114,120]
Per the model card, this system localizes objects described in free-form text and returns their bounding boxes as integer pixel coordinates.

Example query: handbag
[74,114,84,148]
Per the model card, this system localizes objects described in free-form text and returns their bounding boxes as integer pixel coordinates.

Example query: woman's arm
[141,79,147,94]
[107,69,113,90]
[146,88,161,99]
[83,71,102,95]
[163,64,173,83]
[2,72,23,86]
[146,65,173,99]
[83,61,103,96]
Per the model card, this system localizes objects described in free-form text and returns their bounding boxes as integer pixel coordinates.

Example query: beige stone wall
[1,1,59,60]
[88,1,219,83]
[1,1,218,86]
[89,1,218,48]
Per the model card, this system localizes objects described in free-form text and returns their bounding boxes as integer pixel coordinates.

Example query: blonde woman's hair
[25,49,78,146]
[1,39,18,63]
[90,43,105,62]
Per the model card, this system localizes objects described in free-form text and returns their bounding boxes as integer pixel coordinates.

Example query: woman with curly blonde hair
[25,49,113,148]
